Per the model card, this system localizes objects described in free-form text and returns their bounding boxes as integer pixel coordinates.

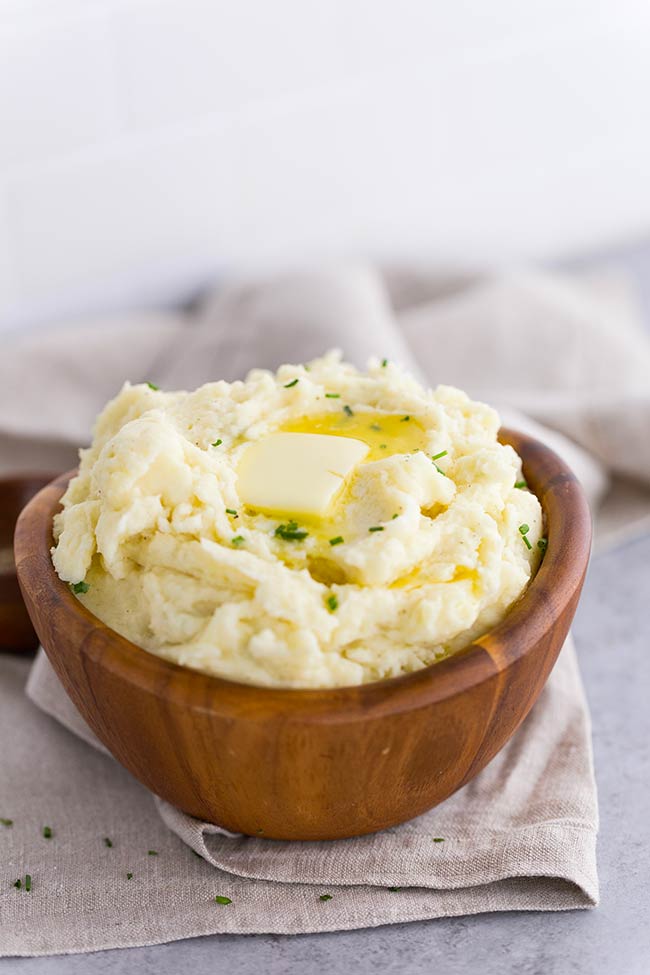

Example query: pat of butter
[238,432,369,518]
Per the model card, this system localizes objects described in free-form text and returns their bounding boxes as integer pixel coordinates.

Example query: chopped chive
[434,464,447,476]
[387,886,401,892]
[392,512,399,519]
[319,894,333,902]
[214,895,232,905]
[518,524,532,550]
[326,594,338,612]
[401,415,410,422]
[381,358,388,367]
[431,450,448,461]
[13,879,21,889]
[104,837,113,848]
[226,508,238,517]
[329,536,344,546]
[25,874,32,891]
[0,818,13,827]
[146,381,159,391]
[368,525,384,533]
[325,393,340,398]
[514,479,528,490]
[537,537,548,554]
[231,535,245,546]
[71,580,90,595]
[433,837,445,843]
[343,404,354,417]
[275,520,308,541]
[379,443,387,449]
[148,850,158,856]
[211,439,223,447]
[284,378,299,388]
[126,872,133,880]
[42,826,53,839]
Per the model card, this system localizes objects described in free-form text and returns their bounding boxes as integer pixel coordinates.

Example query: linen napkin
[4,263,650,955]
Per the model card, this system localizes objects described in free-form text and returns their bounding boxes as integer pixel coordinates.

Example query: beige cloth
[4,263,650,955]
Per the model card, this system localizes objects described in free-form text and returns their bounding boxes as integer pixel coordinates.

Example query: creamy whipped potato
[52,352,544,688]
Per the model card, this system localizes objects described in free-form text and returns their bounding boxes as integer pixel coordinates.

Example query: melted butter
[280,409,428,461]
[390,565,479,591]
[238,410,430,562]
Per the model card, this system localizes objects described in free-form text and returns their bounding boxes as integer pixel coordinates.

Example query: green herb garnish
[148,850,158,856]
[42,826,53,839]
[329,536,344,546]
[326,594,338,612]
[325,393,340,398]
[13,879,21,889]
[25,874,32,891]
[231,535,245,546]
[537,537,548,554]
[211,439,223,447]
[432,837,445,843]
[275,520,308,541]
[514,480,528,490]
[401,415,410,422]
[381,358,388,367]
[284,378,299,388]
[379,443,387,449]
[146,381,159,391]
[104,837,113,848]
[226,508,238,517]
[319,894,333,902]
[343,404,354,417]
[387,886,401,891]
[431,451,448,461]
[518,524,532,550]
[368,525,384,533]
[214,895,232,905]
[126,872,133,879]
[0,818,12,827]
[71,580,90,595]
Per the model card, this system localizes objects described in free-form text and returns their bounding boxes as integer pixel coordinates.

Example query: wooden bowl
[14,430,591,840]
[1,473,60,654]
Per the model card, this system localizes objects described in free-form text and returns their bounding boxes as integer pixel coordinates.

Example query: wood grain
[1,474,59,653]
[14,430,591,840]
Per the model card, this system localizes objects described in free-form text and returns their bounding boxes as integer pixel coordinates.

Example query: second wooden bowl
[14,429,591,840]
[1,473,59,653]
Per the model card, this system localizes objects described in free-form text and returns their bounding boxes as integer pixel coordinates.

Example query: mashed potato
[52,352,544,688]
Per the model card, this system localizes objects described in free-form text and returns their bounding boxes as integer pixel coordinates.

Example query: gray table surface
[4,243,650,974]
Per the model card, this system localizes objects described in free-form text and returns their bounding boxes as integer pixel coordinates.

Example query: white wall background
[1,0,650,332]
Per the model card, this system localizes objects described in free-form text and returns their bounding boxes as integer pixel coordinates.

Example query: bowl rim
[15,427,592,719]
